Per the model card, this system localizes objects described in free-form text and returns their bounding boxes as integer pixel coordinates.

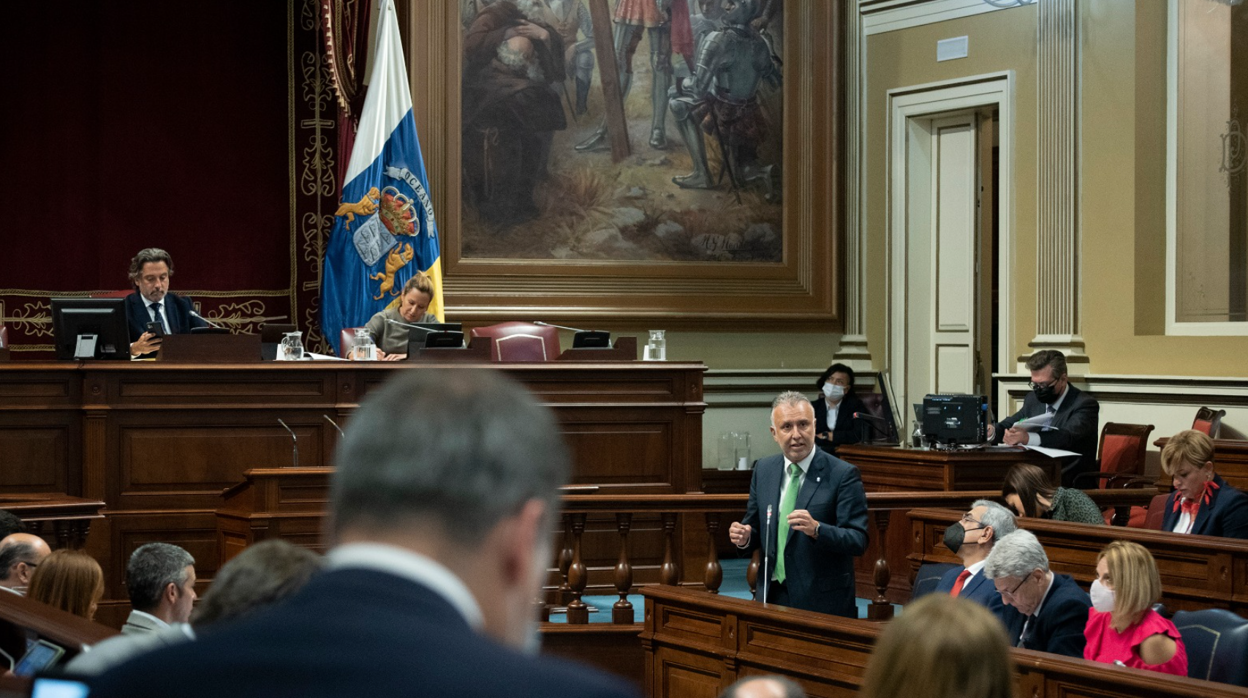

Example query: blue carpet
[547,559,902,623]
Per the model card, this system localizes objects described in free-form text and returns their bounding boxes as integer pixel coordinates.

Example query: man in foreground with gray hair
[120,542,197,634]
[983,529,1090,658]
[729,391,869,617]
[719,675,807,698]
[927,500,1024,641]
[90,369,636,698]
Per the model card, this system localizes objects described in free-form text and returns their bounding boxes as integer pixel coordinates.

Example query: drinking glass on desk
[279,331,304,361]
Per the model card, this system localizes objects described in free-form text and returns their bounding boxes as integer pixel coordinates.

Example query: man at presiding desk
[729,391,869,618]
[125,247,207,357]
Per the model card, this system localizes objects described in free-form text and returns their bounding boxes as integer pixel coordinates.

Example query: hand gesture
[728,521,752,547]
[787,509,820,539]
[1003,426,1027,446]
[130,332,162,357]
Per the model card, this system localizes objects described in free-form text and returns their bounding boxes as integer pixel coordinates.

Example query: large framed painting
[406,0,842,327]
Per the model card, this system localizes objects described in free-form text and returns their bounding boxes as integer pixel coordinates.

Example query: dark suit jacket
[935,566,1025,642]
[1019,573,1090,658]
[87,568,637,698]
[1161,474,1248,539]
[125,292,205,343]
[740,449,869,617]
[813,393,867,455]
[994,384,1100,486]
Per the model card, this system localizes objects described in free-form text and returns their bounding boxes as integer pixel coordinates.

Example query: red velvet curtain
[322,0,373,193]
[0,1,339,356]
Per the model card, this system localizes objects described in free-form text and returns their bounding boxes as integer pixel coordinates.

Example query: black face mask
[943,523,985,555]
[1033,382,1060,404]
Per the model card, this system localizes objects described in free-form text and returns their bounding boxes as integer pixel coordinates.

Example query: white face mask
[1090,579,1115,614]
[822,383,845,401]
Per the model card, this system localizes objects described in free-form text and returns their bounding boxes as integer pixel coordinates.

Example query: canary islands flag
[321,0,442,354]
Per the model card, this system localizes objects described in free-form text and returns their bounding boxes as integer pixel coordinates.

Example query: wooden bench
[641,585,1248,698]
[909,507,1248,614]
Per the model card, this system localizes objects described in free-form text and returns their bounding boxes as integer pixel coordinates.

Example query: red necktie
[951,569,972,597]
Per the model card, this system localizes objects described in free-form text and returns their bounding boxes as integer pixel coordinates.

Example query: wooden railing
[0,494,105,549]
[546,488,1158,623]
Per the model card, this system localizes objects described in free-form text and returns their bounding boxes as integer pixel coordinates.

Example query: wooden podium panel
[0,360,705,627]
[836,443,1059,492]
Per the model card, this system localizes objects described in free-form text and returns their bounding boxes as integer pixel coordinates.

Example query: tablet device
[28,675,90,698]
[14,640,65,678]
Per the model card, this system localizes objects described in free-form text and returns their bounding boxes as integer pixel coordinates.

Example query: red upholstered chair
[1192,407,1227,439]
[470,322,560,362]
[1140,492,1170,530]
[1074,422,1155,489]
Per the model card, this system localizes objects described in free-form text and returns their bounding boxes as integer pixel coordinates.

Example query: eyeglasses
[1028,380,1059,390]
[999,575,1030,599]
[960,513,982,525]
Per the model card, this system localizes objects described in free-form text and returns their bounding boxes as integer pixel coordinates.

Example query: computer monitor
[921,394,988,446]
[51,297,131,360]
[405,322,465,352]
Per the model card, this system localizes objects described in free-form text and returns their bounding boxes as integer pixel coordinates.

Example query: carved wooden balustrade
[545,488,1158,624]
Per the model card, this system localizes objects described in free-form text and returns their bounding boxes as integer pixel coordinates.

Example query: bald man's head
[719,676,807,698]
[0,533,52,589]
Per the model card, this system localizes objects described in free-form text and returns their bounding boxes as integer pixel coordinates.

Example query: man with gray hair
[0,533,51,595]
[719,675,807,698]
[983,529,1090,658]
[90,370,636,698]
[122,542,197,634]
[728,391,869,617]
[927,500,1024,640]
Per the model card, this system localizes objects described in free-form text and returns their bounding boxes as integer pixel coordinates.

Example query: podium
[217,467,332,564]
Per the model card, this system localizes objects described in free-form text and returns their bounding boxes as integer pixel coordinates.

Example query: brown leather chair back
[1192,407,1227,439]
[469,322,560,362]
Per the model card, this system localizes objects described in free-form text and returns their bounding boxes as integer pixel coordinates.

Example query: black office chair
[1174,608,1248,686]
[910,562,961,601]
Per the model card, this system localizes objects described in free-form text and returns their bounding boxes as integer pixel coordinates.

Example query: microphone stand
[277,419,299,468]
[323,414,345,437]
[762,504,772,604]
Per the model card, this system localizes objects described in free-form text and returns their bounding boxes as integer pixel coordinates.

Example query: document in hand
[1021,444,1080,459]
[1012,413,1057,432]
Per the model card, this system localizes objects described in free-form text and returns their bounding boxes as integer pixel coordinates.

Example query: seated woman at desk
[1160,429,1248,538]
[813,363,867,455]
[363,272,437,361]
[1084,540,1187,676]
[1001,462,1104,525]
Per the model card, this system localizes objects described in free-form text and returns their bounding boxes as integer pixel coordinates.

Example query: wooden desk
[910,507,1248,615]
[0,494,104,548]
[641,585,1248,698]
[1155,437,1248,492]
[0,361,706,627]
[837,443,1059,492]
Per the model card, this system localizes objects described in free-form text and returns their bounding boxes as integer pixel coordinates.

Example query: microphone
[189,310,225,330]
[277,419,299,468]
[853,411,895,442]
[763,504,772,604]
[385,317,436,333]
[534,321,601,333]
[323,414,344,438]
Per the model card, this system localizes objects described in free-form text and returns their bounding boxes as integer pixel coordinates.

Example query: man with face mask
[923,501,1024,642]
[989,350,1100,487]
[812,363,868,455]
[89,370,636,698]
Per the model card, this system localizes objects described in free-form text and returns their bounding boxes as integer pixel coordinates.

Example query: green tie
[774,462,802,584]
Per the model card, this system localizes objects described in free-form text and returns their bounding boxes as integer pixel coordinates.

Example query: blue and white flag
[322,0,442,354]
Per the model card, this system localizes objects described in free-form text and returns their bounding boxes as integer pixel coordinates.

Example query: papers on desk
[305,352,348,361]
[1021,444,1080,459]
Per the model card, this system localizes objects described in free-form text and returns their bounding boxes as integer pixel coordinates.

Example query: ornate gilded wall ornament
[1220,107,1245,187]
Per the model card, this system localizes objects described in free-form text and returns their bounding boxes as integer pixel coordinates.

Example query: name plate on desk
[556,336,638,361]
[405,337,492,362]
[157,333,262,363]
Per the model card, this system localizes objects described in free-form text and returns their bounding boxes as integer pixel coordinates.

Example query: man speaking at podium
[729,391,869,618]
[125,248,207,357]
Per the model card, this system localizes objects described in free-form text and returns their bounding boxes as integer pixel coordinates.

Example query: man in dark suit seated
[983,529,1091,658]
[923,500,1024,641]
[990,349,1099,486]
[812,363,869,455]
[124,247,207,357]
[88,369,636,698]
[729,391,869,618]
